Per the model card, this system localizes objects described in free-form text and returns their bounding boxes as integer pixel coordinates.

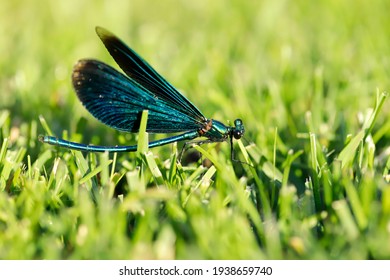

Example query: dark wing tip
[95,26,107,36]
[72,59,101,95]
[73,59,88,70]
[95,26,104,33]
[95,26,116,42]
[72,59,88,84]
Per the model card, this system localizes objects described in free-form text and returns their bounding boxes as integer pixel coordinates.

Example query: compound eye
[231,119,244,139]
[234,119,243,127]
[233,130,242,139]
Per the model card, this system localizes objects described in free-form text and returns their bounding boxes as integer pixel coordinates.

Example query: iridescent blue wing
[95,26,206,123]
[72,59,203,133]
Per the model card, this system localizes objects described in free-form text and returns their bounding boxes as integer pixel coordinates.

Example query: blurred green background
[0,0,389,259]
[3,0,389,145]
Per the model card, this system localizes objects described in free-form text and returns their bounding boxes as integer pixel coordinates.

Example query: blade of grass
[309,133,323,212]
[137,110,149,155]
[38,115,54,136]
[333,200,359,240]
[339,91,388,168]
[144,151,165,186]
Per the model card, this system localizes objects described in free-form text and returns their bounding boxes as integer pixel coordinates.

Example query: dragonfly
[39,27,245,160]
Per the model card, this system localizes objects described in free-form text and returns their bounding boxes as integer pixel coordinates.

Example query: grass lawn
[1,0,389,259]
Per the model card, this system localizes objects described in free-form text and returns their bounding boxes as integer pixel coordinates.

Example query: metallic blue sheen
[40,27,245,154]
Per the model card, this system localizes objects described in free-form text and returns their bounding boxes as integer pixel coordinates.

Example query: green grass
[1,0,390,259]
